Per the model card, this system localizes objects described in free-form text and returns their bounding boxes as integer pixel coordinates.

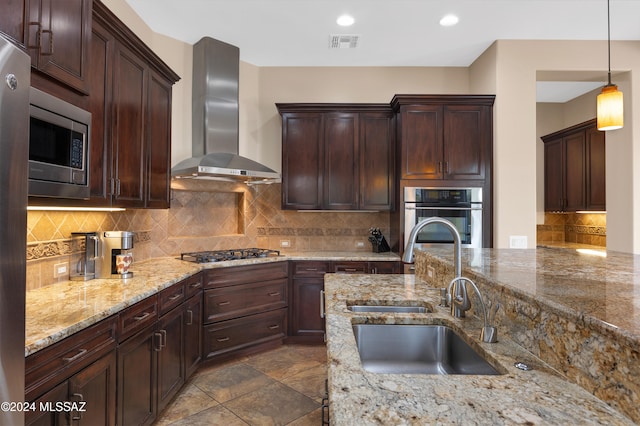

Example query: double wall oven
[404,187,483,250]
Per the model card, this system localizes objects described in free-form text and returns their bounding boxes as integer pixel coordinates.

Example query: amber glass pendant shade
[597,84,623,131]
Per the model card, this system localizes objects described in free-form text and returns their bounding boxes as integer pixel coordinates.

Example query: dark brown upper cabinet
[0,0,92,93]
[391,95,494,181]
[277,104,395,211]
[542,119,605,212]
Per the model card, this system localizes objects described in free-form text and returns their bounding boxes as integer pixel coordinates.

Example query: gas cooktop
[180,248,281,263]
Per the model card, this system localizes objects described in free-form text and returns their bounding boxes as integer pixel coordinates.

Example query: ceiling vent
[329,34,360,49]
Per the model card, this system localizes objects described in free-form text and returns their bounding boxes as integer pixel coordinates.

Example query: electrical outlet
[509,236,528,249]
[355,241,365,248]
[53,262,68,278]
[280,240,290,248]
[427,266,435,278]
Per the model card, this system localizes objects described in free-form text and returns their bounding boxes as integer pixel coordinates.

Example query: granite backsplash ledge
[415,247,640,423]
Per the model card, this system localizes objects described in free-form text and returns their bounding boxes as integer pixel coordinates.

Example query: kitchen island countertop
[324,272,634,425]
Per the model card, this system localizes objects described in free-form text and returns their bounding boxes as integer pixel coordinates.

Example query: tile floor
[154,344,327,426]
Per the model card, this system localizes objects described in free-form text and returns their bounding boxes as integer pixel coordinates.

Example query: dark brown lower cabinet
[25,318,118,426]
[117,323,158,426]
[184,291,203,378]
[157,304,185,413]
[289,260,401,344]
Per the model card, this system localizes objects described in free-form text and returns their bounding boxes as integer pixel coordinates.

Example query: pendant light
[597,0,623,131]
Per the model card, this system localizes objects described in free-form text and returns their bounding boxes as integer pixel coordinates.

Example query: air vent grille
[329,34,360,49]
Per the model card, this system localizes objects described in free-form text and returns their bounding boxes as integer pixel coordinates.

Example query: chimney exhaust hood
[171,37,280,183]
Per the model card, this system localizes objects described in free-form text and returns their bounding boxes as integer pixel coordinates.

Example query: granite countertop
[25,251,399,356]
[324,273,634,425]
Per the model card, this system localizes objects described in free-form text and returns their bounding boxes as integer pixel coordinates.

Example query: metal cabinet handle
[134,312,151,321]
[169,293,182,301]
[190,281,202,289]
[40,29,53,55]
[62,348,87,363]
[218,301,231,306]
[159,329,167,349]
[186,309,194,325]
[320,290,325,318]
[154,332,163,351]
[27,21,41,49]
[268,292,280,297]
[268,324,280,330]
[70,393,84,423]
[216,337,230,342]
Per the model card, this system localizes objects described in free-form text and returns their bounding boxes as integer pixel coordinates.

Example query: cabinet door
[360,112,394,210]
[117,325,158,426]
[157,307,185,413]
[586,127,606,210]
[87,19,113,205]
[184,293,203,379]
[68,352,117,426]
[323,112,359,209]
[544,138,563,212]
[281,112,324,209]
[111,42,147,207]
[399,104,443,179]
[146,70,172,208]
[25,381,68,426]
[291,277,325,339]
[564,132,586,211]
[27,0,92,93]
[443,105,487,180]
[0,0,27,45]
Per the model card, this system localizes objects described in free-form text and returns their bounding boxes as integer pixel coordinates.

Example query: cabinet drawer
[204,278,287,323]
[159,281,186,316]
[184,272,204,299]
[333,262,368,274]
[118,296,158,342]
[292,261,331,276]
[205,261,288,288]
[25,316,117,401]
[203,309,286,360]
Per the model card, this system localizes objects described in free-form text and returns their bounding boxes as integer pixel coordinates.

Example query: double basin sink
[347,302,500,375]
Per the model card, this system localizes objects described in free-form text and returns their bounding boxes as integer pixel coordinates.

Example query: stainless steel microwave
[29,88,91,199]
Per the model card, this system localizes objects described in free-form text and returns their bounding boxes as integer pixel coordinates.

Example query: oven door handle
[405,206,481,211]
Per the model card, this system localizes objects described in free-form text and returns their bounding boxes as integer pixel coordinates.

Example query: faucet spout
[402,217,465,316]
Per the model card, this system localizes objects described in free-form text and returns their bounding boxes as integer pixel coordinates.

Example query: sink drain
[514,361,532,371]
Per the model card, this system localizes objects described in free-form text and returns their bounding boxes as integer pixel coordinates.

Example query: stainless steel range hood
[171,37,280,183]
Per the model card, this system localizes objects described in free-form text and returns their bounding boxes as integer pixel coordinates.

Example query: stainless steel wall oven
[404,187,483,249]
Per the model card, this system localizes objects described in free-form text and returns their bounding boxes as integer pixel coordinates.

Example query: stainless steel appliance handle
[404,206,482,211]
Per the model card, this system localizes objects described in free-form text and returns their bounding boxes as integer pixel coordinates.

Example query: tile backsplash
[536,212,606,247]
[26,181,391,289]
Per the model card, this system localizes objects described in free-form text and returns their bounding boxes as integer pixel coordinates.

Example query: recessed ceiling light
[439,14,459,27]
[337,14,355,27]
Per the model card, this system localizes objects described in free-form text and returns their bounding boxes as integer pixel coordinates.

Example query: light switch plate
[509,236,528,249]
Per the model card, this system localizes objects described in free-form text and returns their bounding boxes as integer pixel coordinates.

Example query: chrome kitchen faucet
[402,217,470,318]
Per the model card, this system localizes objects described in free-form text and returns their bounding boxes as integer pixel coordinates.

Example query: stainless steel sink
[352,324,500,375]
[347,305,430,313]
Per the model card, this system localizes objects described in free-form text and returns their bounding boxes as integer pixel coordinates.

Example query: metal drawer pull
[342,268,357,272]
[268,324,280,330]
[216,337,230,342]
[268,292,280,297]
[320,290,326,318]
[134,312,151,321]
[186,309,194,325]
[190,281,202,288]
[305,268,318,271]
[218,301,231,306]
[169,293,182,301]
[62,348,87,363]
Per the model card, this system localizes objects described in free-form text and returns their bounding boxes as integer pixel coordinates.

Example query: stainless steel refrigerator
[0,34,30,425]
